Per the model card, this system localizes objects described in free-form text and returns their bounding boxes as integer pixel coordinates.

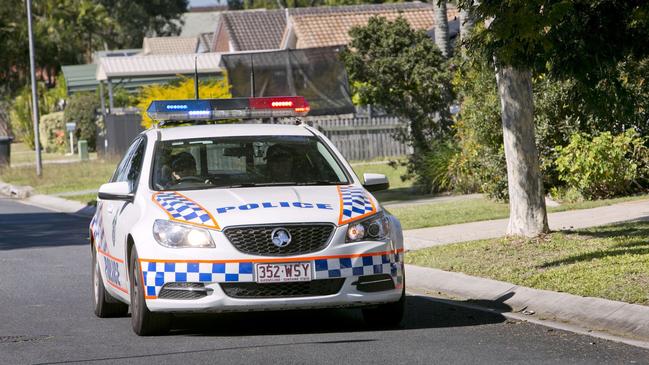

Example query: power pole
[26,0,42,176]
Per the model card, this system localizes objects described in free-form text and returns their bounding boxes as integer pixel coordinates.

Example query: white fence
[308,117,412,161]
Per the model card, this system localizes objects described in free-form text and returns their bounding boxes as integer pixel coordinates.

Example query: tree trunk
[496,66,549,237]
[433,0,451,58]
[459,7,474,43]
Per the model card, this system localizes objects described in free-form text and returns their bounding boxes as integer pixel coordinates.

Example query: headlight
[346,212,391,242]
[152,220,215,248]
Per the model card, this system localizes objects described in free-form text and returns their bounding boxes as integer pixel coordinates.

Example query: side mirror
[98,181,133,202]
[362,173,389,192]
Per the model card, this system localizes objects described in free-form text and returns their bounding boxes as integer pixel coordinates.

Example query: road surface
[1,197,648,364]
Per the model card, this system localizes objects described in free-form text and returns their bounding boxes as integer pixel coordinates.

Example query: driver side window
[111,137,146,193]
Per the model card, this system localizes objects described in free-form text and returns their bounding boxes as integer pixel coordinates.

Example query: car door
[99,138,143,297]
[112,137,147,294]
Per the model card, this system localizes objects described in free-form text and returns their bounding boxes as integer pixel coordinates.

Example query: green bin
[78,140,89,161]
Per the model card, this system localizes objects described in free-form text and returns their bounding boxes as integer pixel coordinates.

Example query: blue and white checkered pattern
[338,185,376,224]
[154,192,218,228]
[314,252,402,280]
[90,202,108,252]
[140,261,254,298]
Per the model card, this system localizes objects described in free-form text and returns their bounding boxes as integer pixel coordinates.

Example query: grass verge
[0,160,116,195]
[351,160,412,190]
[10,142,97,165]
[405,221,649,305]
[390,195,649,230]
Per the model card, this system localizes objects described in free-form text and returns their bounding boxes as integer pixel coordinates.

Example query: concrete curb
[0,181,96,218]
[406,264,649,342]
[0,181,34,199]
[22,194,96,218]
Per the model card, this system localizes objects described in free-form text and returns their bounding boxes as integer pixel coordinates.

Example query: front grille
[223,223,335,256]
[158,282,207,300]
[220,279,345,298]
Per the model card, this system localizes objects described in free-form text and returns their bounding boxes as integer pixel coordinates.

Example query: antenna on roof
[194,56,199,100]
[250,53,255,97]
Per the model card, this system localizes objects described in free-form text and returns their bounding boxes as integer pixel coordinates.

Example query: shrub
[554,130,649,200]
[10,88,33,148]
[137,77,231,128]
[401,140,458,194]
[64,93,100,151]
[39,112,66,153]
[449,55,508,200]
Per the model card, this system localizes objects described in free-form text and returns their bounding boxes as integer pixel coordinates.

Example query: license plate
[255,262,311,283]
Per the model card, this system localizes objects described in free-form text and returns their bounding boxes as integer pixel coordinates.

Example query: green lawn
[10,142,97,165]
[351,160,412,189]
[389,195,649,230]
[0,159,116,195]
[406,221,649,305]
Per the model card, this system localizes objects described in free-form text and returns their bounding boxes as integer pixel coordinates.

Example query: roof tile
[143,37,199,55]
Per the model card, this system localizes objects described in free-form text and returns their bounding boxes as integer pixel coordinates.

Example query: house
[209,2,458,53]
[211,8,287,52]
[282,3,459,49]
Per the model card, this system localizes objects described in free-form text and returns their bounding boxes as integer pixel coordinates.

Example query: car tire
[361,283,405,328]
[129,245,171,336]
[92,248,128,318]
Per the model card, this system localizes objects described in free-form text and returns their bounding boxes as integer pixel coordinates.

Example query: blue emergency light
[147,96,310,122]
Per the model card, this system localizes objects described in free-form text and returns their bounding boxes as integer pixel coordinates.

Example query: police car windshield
[151,136,350,191]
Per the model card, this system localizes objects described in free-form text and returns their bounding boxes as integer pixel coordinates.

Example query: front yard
[406,221,649,305]
[389,195,649,230]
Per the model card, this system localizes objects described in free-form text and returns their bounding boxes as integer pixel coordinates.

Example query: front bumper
[139,241,404,313]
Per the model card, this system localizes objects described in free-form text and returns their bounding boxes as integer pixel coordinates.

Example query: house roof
[289,1,433,16]
[97,53,222,80]
[213,2,456,52]
[198,32,215,52]
[62,64,99,94]
[179,11,223,37]
[142,36,199,55]
[287,3,458,49]
[220,9,287,51]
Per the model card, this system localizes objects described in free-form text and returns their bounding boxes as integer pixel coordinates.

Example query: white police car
[90,96,405,335]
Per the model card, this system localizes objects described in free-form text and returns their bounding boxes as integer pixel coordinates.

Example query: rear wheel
[362,284,405,328]
[129,245,171,336]
[92,248,128,318]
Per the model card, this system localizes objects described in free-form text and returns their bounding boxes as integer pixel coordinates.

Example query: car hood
[150,185,380,229]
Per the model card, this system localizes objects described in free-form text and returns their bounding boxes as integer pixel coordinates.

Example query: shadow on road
[0,212,90,250]
[168,294,509,337]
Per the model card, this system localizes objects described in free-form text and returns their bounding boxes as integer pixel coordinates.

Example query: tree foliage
[96,0,188,49]
[64,93,101,151]
[0,0,187,94]
[459,0,649,85]
[341,16,453,191]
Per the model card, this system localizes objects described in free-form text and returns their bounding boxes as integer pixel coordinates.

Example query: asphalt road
[1,196,649,364]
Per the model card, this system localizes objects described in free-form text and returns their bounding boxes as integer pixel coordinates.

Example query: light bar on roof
[146,96,310,121]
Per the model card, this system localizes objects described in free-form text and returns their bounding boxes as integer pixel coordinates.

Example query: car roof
[151,123,316,141]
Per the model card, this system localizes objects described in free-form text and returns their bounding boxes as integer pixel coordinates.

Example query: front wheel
[362,285,405,328]
[129,245,171,336]
[92,248,128,318]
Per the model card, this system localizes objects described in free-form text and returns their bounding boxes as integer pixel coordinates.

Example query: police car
[90,96,405,335]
